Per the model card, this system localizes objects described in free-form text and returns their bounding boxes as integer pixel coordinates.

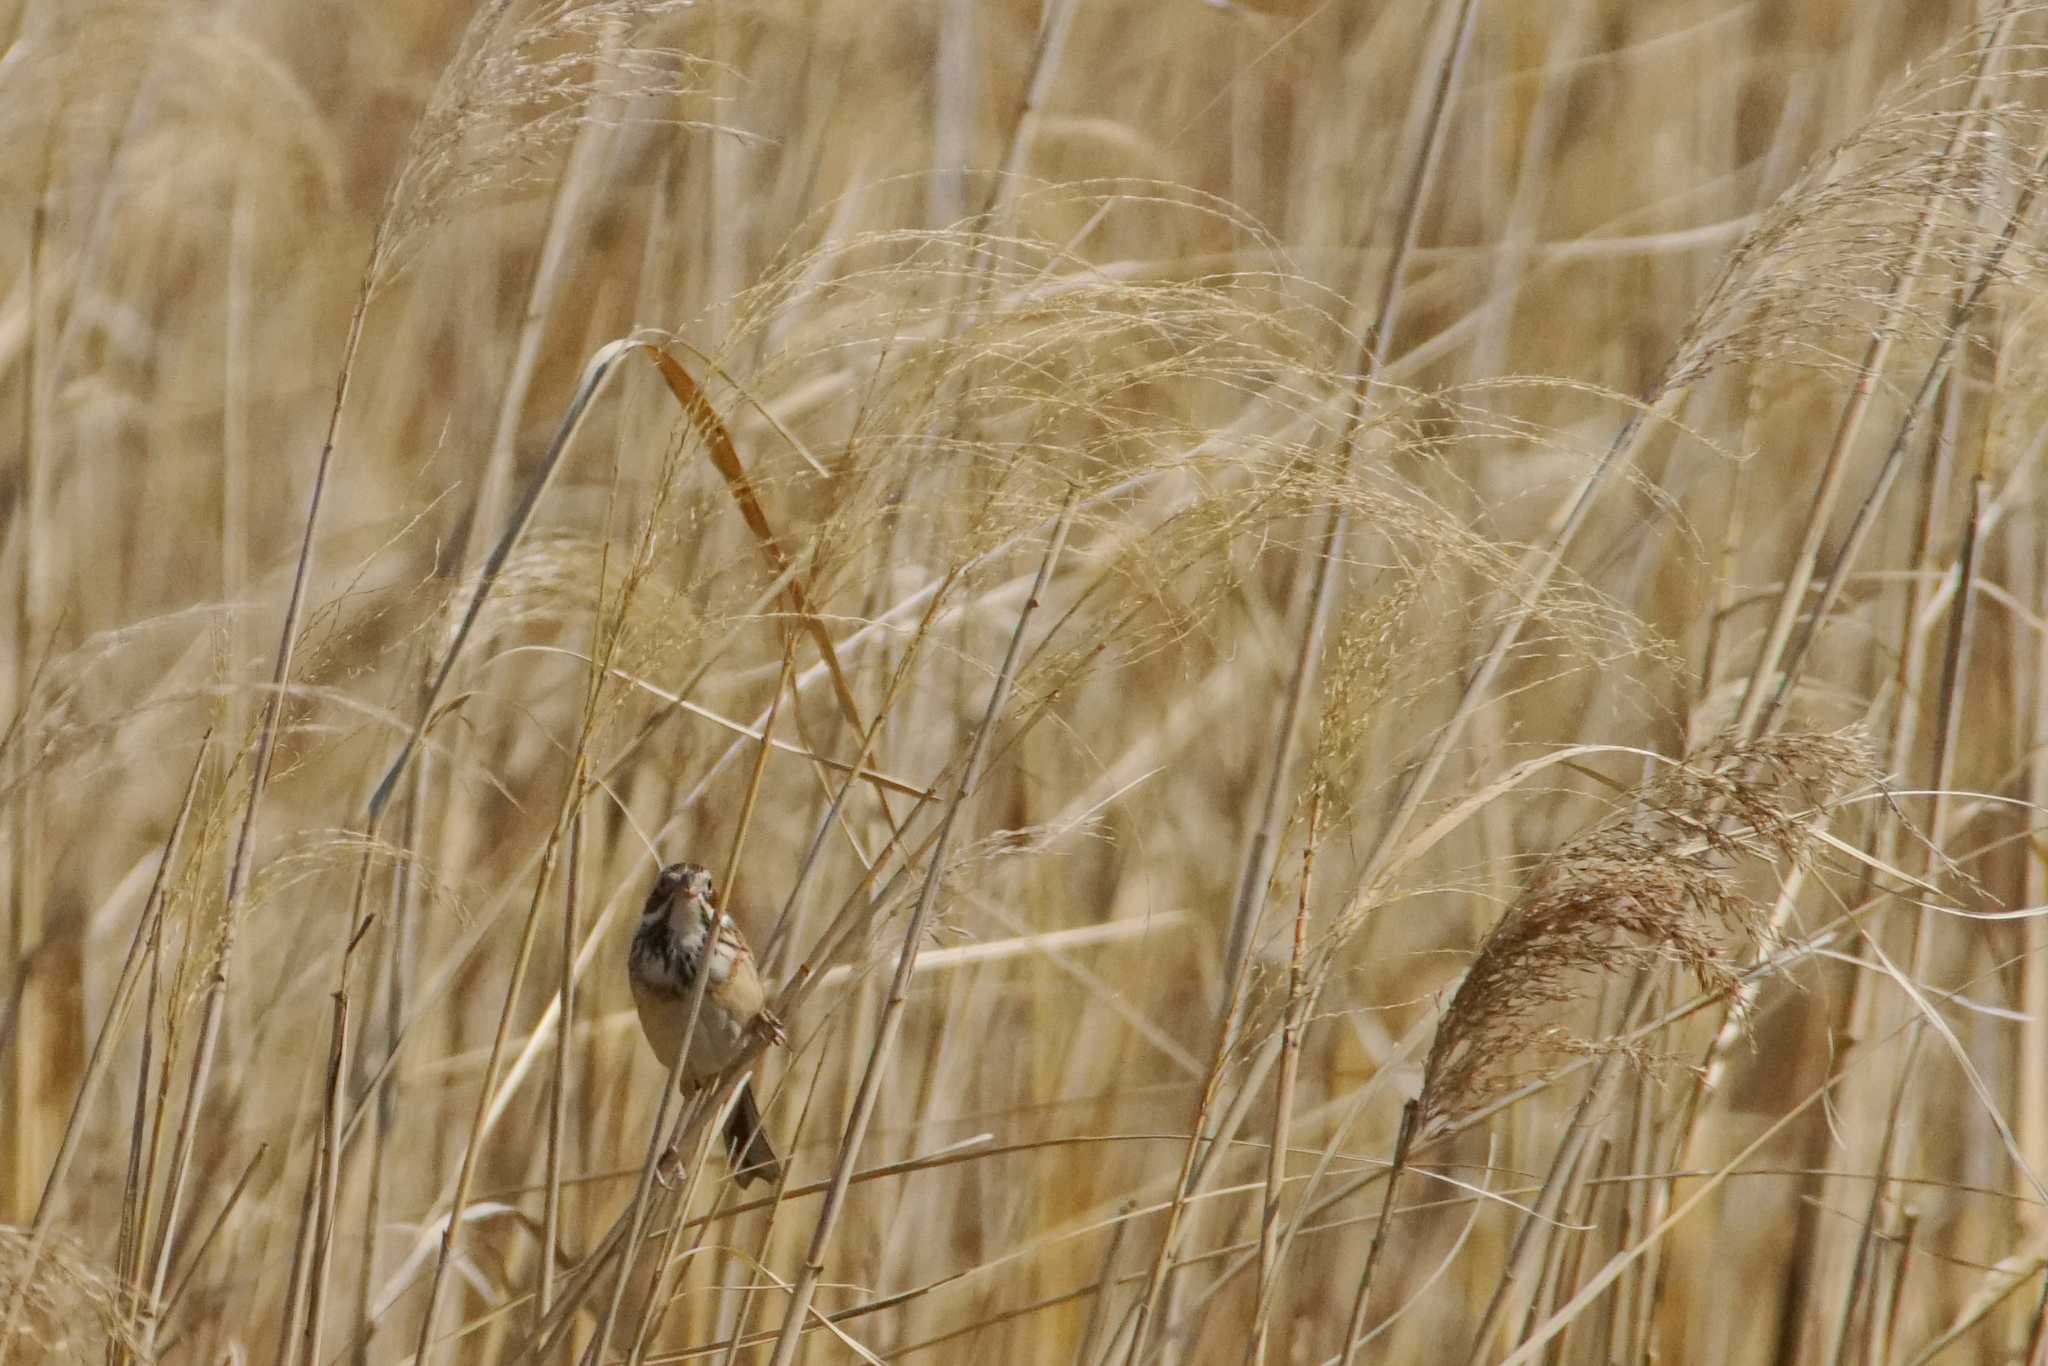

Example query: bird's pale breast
[631,973,751,1083]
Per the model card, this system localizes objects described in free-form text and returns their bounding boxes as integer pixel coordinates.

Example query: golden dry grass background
[6,0,2048,1361]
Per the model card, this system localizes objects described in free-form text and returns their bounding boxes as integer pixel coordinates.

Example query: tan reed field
[8,1,2048,1361]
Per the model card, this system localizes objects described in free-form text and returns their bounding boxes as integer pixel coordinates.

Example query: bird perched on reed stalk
[627,861,786,1186]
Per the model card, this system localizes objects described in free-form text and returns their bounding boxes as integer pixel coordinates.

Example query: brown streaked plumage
[627,861,786,1186]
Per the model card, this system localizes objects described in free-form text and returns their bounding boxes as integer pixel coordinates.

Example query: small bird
[627,861,786,1187]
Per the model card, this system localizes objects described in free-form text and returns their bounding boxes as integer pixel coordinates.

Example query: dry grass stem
[13,4,2048,1363]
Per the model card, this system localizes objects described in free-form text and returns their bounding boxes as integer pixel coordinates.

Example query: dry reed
[5,2,2048,1363]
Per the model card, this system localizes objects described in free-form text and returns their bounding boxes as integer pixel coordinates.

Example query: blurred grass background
[8,0,2048,1361]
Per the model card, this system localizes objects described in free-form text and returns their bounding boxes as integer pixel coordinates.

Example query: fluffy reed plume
[1336,732,1876,1358]
[373,0,724,290]
[12,2,2048,1362]
[1671,19,2048,389]
[1416,731,1876,1131]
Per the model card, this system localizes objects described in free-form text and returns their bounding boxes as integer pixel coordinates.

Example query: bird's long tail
[724,1081,782,1188]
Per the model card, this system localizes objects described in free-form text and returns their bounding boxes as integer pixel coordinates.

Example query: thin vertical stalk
[588,904,722,1364]
[1614,1042,1661,1364]
[1872,1207,1920,1362]
[144,258,379,1363]
[541,520,622,1330]
[1833,460,1991,1365]
[1143,6,1479,1358]
[929,0,976,227]
[1077,1204,1137,1366]
[469,21,623,572]
[1774,376,1959,1366]
[1499,1061,1859,1366]
[715,1076,820,1366]
[624,640,797,1365]
[1220,0,1481,998]
[724,638,799,908]
[1248,797,1320,1365]
[298,985,355,1366]
[1461,980,1650,1365]
[1759,118,2048,741]
[622,1081,770,1366]
[2024,1269,2048,1366]
[158,1143,268,1325]
[1655,23,2020,1358]
[23,740,205,1229]
[1126,954,1272,1366]
[355,748,423,1365]
[412,793,577,1364]
[1740,0,2017,742]
[765,492,1078,1366]
[113,862,176,1365]
[2026,475,2048,1182]
[1336,1100,1417,1366]
[0,737,207,1358]
[223,181,253,742]
[624,1091,735,1366]
[767,573,956,968]
[1728,178,1952,743]
[1541,1143,1610,1364]
[6,109,55,1234]
[274,828,384,1364]
[270,1101,323,1364]
[540,803,582,1322]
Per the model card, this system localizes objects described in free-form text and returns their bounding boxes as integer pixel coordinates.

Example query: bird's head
[643,861,717,929]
